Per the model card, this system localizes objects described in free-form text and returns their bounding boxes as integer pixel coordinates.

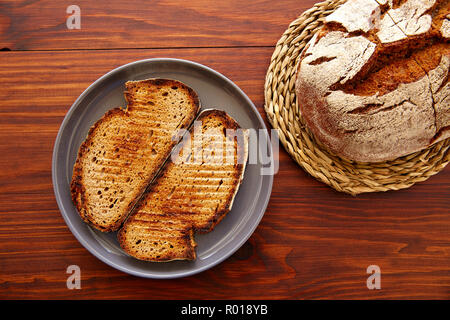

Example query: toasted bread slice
[71,79,200,232]
[118,109,249,261]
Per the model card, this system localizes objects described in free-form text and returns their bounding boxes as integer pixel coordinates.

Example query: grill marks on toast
[71,79,200,232]
[119,213,197,261]
[118,110,249,262]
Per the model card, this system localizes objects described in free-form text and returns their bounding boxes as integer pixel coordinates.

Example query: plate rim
[52,57,274,279]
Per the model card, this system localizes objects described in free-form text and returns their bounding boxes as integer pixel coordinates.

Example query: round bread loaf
[295,0,449,162]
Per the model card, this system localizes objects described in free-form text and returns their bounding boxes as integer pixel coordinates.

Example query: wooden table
[0,0,449,300]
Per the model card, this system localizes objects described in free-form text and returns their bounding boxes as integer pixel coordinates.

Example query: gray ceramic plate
[52,58,273,278]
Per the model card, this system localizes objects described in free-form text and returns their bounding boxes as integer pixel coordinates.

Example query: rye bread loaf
[295,0,449,162]
[71,79,200,232]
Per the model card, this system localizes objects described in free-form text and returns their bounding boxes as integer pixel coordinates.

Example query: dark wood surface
[0,0,449,300]
[0,0,304,50]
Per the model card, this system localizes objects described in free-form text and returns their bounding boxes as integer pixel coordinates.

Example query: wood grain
[0,0,314,50]
[0,0,449,300]
[0,47,449,299]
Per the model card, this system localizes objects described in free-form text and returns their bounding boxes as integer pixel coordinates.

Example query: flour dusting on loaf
[325,0,381,33]
[441,15,449,38]
[295,0,450,162]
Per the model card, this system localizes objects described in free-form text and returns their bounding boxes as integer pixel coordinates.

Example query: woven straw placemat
[264,0,449,195]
